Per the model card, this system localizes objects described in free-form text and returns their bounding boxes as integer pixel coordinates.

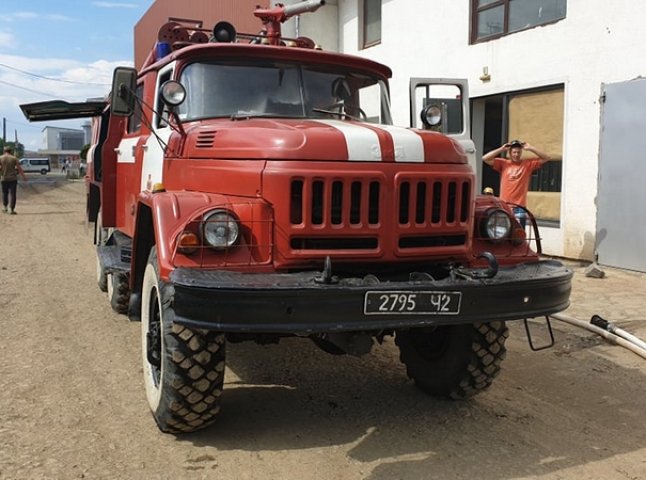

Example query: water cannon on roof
[254,0,326,46]
[146,0,325,67]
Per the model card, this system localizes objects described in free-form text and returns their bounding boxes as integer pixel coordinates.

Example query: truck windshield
[177,60,392,124]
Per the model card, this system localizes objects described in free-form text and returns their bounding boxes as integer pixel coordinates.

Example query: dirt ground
[1,176,645,480]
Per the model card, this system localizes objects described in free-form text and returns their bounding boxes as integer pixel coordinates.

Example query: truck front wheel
[141,248,225,434]
[395,322,509,399]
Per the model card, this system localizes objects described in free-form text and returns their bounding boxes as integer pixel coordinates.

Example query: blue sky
[0,1,153,151]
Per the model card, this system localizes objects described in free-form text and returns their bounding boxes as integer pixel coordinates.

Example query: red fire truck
[22,0,571,434]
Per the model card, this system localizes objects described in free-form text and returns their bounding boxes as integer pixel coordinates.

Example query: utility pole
[2,117,6,144]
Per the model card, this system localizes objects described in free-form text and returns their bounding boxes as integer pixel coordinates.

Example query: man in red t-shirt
[482,140,552,226]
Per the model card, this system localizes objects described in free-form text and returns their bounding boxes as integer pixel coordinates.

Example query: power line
[5,118,44,130]
[0,78,97,99]
[0,62,111,86]
[0,79,57,98]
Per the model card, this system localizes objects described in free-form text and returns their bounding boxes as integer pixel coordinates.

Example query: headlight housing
[203,210,240,249]
[420,104,442,128]
[160,80,186,107]
[482,209,512,241]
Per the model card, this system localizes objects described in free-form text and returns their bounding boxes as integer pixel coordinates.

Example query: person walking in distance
[0,146,28,214]
[482,140,552,227]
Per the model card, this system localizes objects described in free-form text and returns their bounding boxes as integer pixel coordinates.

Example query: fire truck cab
[22,0,571,434]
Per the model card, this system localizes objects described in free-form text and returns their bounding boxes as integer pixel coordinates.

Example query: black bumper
[169,260,572,334]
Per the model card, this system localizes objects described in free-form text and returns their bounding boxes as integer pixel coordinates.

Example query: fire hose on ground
[550,313,646,360]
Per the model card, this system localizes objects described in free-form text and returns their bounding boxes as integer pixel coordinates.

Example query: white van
[19,158,51,175]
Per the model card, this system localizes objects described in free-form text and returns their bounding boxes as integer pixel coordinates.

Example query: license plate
[363,291,462,315]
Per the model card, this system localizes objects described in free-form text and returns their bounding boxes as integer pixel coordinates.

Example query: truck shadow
[184,334,646,479]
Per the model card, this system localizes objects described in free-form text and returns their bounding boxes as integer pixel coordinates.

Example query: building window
[361,0,381,49]
[479,85,564,224]
[471,0,566,43]
[60,132,84,150]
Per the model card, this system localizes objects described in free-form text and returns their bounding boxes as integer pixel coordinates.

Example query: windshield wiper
[230,111,302,121]
[311,108,361,121]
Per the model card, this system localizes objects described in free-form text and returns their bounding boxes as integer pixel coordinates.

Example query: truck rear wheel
[96,256,107,292]
[107,272,130,314]
[141,248,225,434]
[395,322,508,399]
[95,209,109,292]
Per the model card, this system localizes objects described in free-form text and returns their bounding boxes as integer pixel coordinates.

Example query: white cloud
[92,2,138,8]
[0,54,133,151]
[0,31,15,48]
[7,11,38,20]
[45,14,73,22]
[1,11,72,22]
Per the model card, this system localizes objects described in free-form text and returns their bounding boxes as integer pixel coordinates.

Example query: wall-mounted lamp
[480,66,491,82]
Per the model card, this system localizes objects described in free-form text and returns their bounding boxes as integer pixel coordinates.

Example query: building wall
[42,127,84,151]
[280,0,339,51]
[134,0,270,70]
[329,0,646,259]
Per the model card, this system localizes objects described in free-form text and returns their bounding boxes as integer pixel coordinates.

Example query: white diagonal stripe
[314,119,382,161]
[372,125,425,162]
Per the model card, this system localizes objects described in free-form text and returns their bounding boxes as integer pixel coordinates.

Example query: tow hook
[453,252,499,280]
[315,256,339,284]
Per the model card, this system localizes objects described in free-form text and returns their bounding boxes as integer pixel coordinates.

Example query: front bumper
[169,260,572,334]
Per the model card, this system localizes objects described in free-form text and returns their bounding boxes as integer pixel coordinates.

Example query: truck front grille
[286,175,471,253]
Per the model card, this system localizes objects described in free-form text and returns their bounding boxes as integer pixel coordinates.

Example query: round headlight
[160,80,186,107]
[484,209,512,240]
[203,210,239,249]
[420,104,442,128]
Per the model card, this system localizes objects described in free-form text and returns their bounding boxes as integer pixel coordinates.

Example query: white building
[39,126,85,167]
[284,0,645,271]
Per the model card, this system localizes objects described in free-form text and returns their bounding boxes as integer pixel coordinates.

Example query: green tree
[0,140,24,158]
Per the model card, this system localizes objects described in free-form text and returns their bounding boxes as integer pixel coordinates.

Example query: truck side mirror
[111,67,137,116]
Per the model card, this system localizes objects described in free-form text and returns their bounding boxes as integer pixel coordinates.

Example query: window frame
[361,0,382,50]
[470,0,566,44]
[474,83,565,226]
[175,59,393,125]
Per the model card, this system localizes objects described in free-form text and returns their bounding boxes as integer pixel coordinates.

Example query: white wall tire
[96,254,108,292]
[95,208,109,292]
[140,247,226,433]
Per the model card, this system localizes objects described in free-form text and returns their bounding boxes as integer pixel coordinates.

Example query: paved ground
[561,259,646,365]
[0,178,644,480]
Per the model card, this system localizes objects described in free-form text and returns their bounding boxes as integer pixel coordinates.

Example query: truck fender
[128,190,242,312]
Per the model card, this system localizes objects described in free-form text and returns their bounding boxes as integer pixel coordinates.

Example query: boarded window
[508,88,564,222]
